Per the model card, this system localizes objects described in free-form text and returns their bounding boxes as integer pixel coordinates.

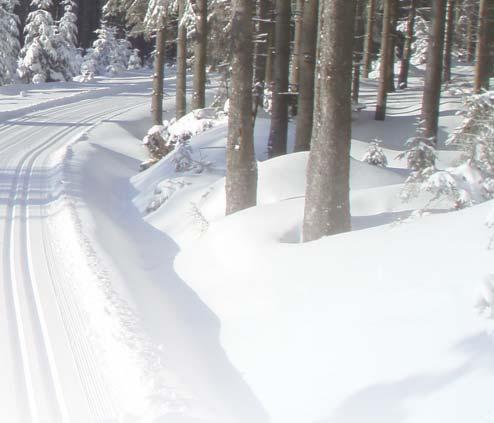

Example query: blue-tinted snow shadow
[321,332,494,423]
[64,142,268,423]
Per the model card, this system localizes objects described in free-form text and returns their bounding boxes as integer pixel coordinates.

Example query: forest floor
[0,65,492,423]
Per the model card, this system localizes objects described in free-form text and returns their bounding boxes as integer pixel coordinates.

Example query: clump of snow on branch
[475,275,494,320]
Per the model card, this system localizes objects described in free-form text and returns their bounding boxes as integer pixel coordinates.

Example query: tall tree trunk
[290,0,304,115]
[176,0,187,120]
[443,0,456,82]
[192,0,207,109]
[253,0,269,114]
[375,0,393,120]
[303,0,354,242]
[398,0,416,88]
[152,25,166,126]
[294,0,319,152]
[362,0,377,78]
[352,0,366,103]
[226,0,257,215]
[386,0,398,92]
[264,2,275,86]
[474,0,492,92]
[267,0,291,158]
[420,0,447,142]
[466,0,478,63]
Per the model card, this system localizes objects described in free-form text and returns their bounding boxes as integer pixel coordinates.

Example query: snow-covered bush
[141,108,225,170]
[447,91,494,178]
[142,125,172,167]
[17,0,61,83]
[363,140,388,167]
[0,0,20,85]
[81,25,132,76]
[402,93,494,210]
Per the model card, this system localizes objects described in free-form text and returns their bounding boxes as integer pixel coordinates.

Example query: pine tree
[225,0,257,215]
[176,0,187,119]
[191,0,207,109]
[474,0,493,93]
[303,0,354,242]
[294,0,318,152]
[420,0,447,142]
[18,0,60,83]
[0,0,20,85]
[375,0,393,120]
[267,0,291,158]
[362,0,376,79]
[55,0,81,79]
[398,0,416,88]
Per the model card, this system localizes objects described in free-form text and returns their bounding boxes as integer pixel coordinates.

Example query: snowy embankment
[123,66,493,423]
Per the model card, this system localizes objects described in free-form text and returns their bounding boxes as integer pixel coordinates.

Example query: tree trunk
[362,0,377,79]
[294,0,319,152]
[474,0,493,92]
[443,0,456,82]
[303,0,354,242]
[152,25,166,126]
[290,0,304,115]
[192,0,207,109]
[176,0,187,120]
[352,0,366,103]
[264,2,275,85]
[253,0,270,114]
[226,0,257,215]
[398,0,416,88]
[267,0,291,158]
[420,0,447,143]
[466,0,478,63]
[375,0,393,120]
[386,0,398,92]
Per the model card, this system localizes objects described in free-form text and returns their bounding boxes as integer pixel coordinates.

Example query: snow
[0,64,493,423]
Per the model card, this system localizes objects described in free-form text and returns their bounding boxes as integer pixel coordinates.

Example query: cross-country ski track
[0,93,150,422]
[0,74,267,423]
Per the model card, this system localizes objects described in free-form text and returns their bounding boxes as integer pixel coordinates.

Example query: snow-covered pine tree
[18,0,61,83]
[81,24,131,75]
[0,0,20,85]
[54,0,82,79]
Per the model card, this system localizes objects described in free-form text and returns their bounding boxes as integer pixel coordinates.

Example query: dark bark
[253,0,270,114]
[466,0,478,63]
[362,0,377,79]
[290,0,304,115]
[474,0,493,92]
[264,3,275,85]
[442,0,456,82]
[294,0,319,152]
[192,0,207,109]
[352,0,366,103]
[398,0,417,88]
[303,0,354,242]
[176,0,187,120]
[386,0,398,92]
[226,0,257,214]
[420,0,447,142]
[375,0,393,120]
[152,25,166,126]
[267,0,291,158]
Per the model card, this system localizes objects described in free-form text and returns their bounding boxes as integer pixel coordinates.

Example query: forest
[0,0,493,422]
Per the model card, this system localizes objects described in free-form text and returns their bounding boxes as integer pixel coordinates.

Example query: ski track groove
[1,96,148,423]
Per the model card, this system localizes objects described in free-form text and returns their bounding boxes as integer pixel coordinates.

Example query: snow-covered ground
[0,66,492,423]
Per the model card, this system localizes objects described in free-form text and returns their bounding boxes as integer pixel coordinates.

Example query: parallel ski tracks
[1,97,148,422]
